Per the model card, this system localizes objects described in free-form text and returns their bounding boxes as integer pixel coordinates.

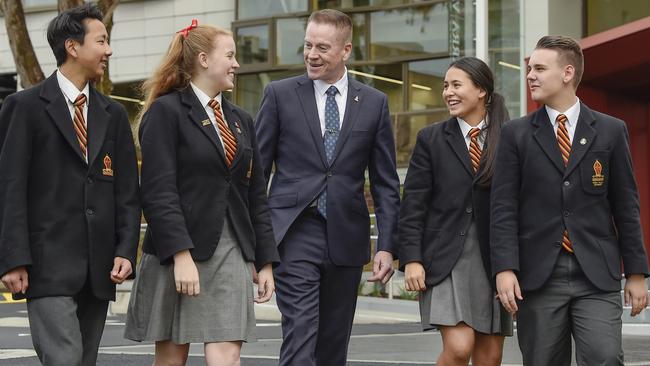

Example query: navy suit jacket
[0,73,140,301]
[490,103,649,292]
[255,74,400,266]
[139,88,279,270]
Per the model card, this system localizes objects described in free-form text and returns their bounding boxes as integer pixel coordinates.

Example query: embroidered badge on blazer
[592,159,605,187]
[201,119,211,126]
[102,154,114,177]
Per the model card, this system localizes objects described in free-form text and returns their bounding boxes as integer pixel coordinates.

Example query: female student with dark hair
[399,56,512,366]
[124,20,279,366]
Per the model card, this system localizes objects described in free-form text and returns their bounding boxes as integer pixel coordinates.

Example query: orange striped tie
[208,98,237,166]
[73,94,87,158]
[469,127,482,173]
[556,114,574,253]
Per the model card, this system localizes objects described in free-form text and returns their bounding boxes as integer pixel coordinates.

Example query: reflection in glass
[276,18,308,65]
[408,58,450,111]
[586,0,650,35]
[350,13,367,61]
[489,0,520,118]
[238,0,308,20]
[370,3,448,60]
[395,112,448,167]
[236,25,269,65]
[349,64,404,113]
[318,0,423,8]
[235,71,304,117]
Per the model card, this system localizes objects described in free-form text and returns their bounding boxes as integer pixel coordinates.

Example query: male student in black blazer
[0,4,140,365]
[491,35,649,365]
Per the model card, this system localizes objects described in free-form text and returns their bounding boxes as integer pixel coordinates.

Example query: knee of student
[154,356,188,366]
[444,340,474,362]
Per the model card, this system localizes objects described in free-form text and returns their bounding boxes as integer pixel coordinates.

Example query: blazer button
[563,181,570,187]
[465,207,473,214]
[459,231,465,236]
[86,176,94,184]
[327,171,332,177]
[563,210,570,217]
[86,208,95,215]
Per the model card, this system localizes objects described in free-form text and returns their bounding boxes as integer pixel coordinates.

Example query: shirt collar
[190,82,222,109]
[545,98,581,128]
[313,67,348,97]
[56,69,90,106]
[457,117,486,138]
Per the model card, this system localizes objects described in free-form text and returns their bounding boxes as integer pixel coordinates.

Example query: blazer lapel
[444,118,473,177]
[86,86,110,168]
[564,104,596,178]
[181,88,228,166]
[329,77,362,166]
[296,76,328,168]
[532,109,565,174]
[41,74,87,163]
[221,98,245,168]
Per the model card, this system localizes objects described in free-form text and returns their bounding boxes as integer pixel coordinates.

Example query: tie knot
[326,86,338,97]
[469,127,481,139]
[74,93,86,107]
[556,114,568,125]
[208,98,220,110]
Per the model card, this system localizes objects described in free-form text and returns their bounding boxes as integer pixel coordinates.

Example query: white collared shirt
[313,69,348,136]
[56,69,90,129]
[190,82,226,151]
[457,118,487,150]
[546,98,581,143]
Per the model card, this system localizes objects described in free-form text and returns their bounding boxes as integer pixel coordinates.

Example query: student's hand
[110,257,133,284]
[404,262,426,291]
[496,270,522,315]
[1,266,29,294]
[254,264,275,304]
[367,250,394,284]
[624,274,648,317]
[173,250,200,296]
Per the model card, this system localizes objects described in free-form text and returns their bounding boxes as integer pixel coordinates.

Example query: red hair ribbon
[177,19,198,38]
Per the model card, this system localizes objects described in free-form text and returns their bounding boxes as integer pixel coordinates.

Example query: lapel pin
[234,121,242,134]
[201,119,211,126]
[579,138,587,145]
[102,154,114,177]
[354,96,359,102]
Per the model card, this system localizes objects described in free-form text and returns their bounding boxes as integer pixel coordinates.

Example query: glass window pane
[587,0,650,35]
[235,71,305,117]
[276,18,308,65]
[22,0,56,7]
[408,58,450,111]
[236,25,269,65]
[395,112,448,168]
[318,0,423,8]
[489,0,521,118]
[370,3,449,60]
[349,13,367,62]
[238,0,308,20]
[349,64,404,113]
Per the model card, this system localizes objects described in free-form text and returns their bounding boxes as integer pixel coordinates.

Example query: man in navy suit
[0,4,140,365]
[255,9,400,366]
[491,35,648,365]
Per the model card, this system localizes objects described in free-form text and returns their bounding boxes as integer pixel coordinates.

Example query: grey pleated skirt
[124,219,256,344]
[419,222,513,336]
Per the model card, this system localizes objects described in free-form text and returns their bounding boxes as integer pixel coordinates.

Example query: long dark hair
[448,57,510,185]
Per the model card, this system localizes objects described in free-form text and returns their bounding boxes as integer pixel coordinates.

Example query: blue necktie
[317,85,340,219]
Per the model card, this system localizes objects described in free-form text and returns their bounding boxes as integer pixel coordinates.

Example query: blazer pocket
[596,236,622,280]
[268,192,298,208]
[96,141,116,182]
[580,150,609,194]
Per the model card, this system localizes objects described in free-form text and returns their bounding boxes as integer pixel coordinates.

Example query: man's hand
[404,262,426,291]
[173,250,200,296]
[110,257,133,284]
[496,270,522,315]
[1,266,29,294]
[367,250,394,284]
[254,264,275,304]
[624,274,648,317]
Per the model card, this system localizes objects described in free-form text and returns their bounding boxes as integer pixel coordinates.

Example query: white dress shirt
[457,118,487,150]
[190,82,227,151]
[56,69,90,128]
[546,98,581,143]
[313,69,348,136]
